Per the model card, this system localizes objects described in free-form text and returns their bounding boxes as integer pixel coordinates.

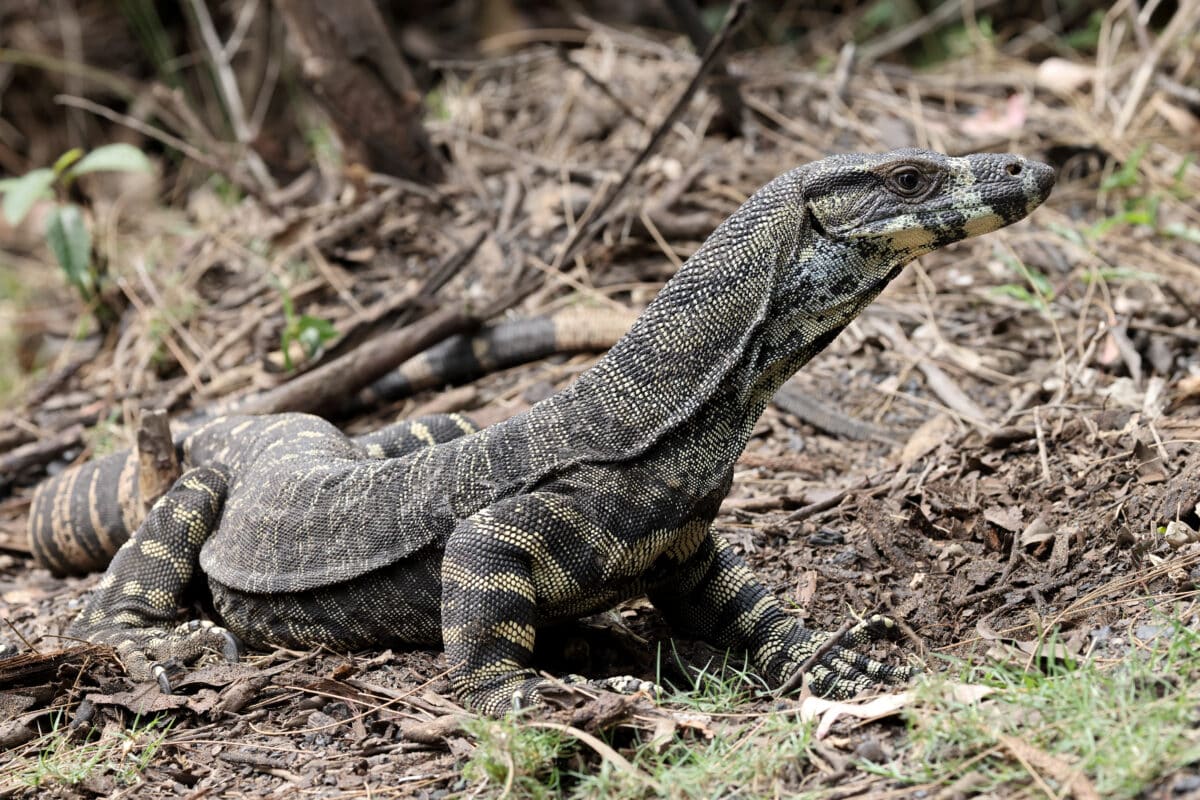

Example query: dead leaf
[1014,637,1080,661]
[797,570,817,607]
[1133,440,1168,484]
[1020,515,1054,547]
[984,505,1023,533]
[87,686,190,715]
[1164,520,1200,549]
[1153,95,1199,137]
[173,662,262,690]
[1048,531,1071,574]
[649,716,676,754]
[997,733,1101,800]
[1173,374,1200,402]
[184,688,223,716]
[799,683,993,738]
[901,414,956,467]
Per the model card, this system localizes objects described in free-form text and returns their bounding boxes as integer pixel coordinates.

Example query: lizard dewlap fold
[31,148,1053,715]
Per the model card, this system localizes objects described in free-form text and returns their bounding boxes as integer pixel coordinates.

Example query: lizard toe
[151,662,175,694]
[840,614,904,647]
[173,619,243,662]
[826,647,916,687]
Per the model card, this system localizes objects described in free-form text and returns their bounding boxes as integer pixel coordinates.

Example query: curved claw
[218,628,242,662]
[152,662,174,694]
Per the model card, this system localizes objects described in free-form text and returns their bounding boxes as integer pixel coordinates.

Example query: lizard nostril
[1006,161,1023,177]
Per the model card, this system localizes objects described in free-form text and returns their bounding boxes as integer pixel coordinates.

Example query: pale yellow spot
[886,226,936,252]
[141,540,172,559]
[963,212,1003,238]
[493,620,536,651]
[442,562,535,600]
[147,588,174,609]
[231,420,256,438]
[410,422,437,447]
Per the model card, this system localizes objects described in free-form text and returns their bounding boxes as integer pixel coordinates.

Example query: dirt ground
[3,5,1200,798]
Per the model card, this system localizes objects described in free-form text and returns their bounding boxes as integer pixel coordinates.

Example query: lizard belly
[208,545,447,650]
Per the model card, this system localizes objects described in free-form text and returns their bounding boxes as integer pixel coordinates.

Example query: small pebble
[853,737,888,763]
[809,528,844,546]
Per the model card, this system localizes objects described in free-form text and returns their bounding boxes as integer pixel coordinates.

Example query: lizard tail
[28,451,140,576]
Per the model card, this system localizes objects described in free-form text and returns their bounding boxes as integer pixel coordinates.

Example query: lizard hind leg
[68,466,239,692]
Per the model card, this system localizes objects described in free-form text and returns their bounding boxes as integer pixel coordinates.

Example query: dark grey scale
[352,413,480,458]
[213,547,448,650]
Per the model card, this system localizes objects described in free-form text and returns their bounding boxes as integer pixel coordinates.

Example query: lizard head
[804,147,1055,259]
[776,148,1054,316]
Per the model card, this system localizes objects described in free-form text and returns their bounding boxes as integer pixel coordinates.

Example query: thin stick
[233,308,477,416]
[552,0,750,269]
[54,94,229,179]
[773,619,853,697]
[186,0,278,192]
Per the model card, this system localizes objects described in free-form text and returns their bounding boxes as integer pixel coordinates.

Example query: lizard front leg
[68,466,239,691]
[441,495,654,715]
[649,532,915,699]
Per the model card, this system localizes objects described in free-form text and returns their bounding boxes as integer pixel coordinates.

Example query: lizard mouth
[852,198,1038,243]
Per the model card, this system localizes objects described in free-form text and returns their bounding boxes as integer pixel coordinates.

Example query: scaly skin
[31,149,1054,714]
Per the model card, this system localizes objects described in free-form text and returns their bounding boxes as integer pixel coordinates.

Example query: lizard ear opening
[806,193,881,240]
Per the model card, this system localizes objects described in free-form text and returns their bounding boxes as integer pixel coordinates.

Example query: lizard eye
[888,166,927,197]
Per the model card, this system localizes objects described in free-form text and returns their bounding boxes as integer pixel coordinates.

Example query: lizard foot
[466,672,662,714]
[778,614,917,700]
[515,674,663,711]
[559,673,663,699]
[84,619,242,693]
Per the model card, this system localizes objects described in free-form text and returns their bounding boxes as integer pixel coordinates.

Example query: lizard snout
[994,155,1056,207]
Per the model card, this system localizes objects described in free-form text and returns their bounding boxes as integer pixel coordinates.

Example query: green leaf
[1,168,55,226]
[69,144,152,177]
[45,205,93,296]
[1101,143,1148,191]
[990,284,1047,310]
[1083,266,1161,284]
[296,315,337,357]
[53,148,85,176]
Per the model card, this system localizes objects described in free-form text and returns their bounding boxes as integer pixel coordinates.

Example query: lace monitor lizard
[29,149,1054,714]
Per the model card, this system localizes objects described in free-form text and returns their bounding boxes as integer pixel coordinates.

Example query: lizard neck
[506,164,906,494]
[652,251,894,487]
[531,175,805,463]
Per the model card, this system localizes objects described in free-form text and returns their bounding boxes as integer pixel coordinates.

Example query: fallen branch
[233,308,478,416]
